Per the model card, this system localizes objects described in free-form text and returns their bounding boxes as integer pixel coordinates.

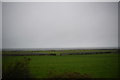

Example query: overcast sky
[2,2,118,49]
[0,2,2,50]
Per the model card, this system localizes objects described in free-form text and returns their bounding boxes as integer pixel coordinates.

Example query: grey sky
[0,1,2,50]
[0,1,2,80]
[2,2,118,49]
[118,2,120,49]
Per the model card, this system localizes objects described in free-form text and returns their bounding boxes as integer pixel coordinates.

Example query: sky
[119,2,120,48]
[0,1,2,50]
[0,2,1,50]
[2,0,120,2]
[2,2,118,49]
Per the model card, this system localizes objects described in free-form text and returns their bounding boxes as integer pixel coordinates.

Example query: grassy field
[3,49,117,55]
[2,51,119,78]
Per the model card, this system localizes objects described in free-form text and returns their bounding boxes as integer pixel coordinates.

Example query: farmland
[2,49,119,79]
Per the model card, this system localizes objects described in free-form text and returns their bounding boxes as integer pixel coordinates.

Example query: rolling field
[2,50,119,78]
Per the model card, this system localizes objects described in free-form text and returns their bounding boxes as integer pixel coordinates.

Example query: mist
[2,2,118,49]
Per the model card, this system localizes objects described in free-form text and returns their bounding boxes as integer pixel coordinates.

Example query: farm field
[3,49,117,55]
[2,50,119,79]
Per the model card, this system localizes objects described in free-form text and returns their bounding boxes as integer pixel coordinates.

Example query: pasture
[2,49,119,79]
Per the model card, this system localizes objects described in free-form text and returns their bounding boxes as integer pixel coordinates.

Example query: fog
[2,2,118,49]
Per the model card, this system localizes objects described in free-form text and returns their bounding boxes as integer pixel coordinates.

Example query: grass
[3,49,117,55]
[2,53,119,78]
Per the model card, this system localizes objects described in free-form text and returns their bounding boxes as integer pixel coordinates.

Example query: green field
[3,49,117,55]
[2,52,119,78]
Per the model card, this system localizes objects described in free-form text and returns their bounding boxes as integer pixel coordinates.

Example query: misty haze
[2,2,118,49]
